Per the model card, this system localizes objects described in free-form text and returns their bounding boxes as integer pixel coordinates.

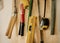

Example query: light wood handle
[8,16,16,39]
[5,16,15,36]
[5,15,16,39]
[26,16,33,43]
[26,16,37,43]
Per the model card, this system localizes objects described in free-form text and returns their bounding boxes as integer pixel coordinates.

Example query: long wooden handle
[5,16,15,36]
[8,15,16,39]
[26,16,37,43]
[5,15,16,39]
[26,16,33,43]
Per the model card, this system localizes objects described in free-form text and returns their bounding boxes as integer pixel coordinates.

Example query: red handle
[19,4,25,35]
[20,4,25,23]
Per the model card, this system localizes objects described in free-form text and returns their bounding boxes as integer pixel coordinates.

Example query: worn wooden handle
[5,15,16,39]
[26,16,37,43]
[8,16,16,39]
[5,16,15,36]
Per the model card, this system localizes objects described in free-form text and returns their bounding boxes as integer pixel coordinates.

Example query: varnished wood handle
[5,16,15,36]
[26,16,37,43]
[8,16,16,39]
[5,15,16,39]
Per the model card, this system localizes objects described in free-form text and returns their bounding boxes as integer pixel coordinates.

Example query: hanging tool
[18,4,25,36]
[51,0,56,35]
[18,0,29,36]
[40,0,49,30]
[37,0,49,43]
[26,0,37,43]
[40,0,49,42]
[26,0,33,31]
[0,0,3,10]
[37,0,44,43]
[26,16,37,43]
[5,0,18,39]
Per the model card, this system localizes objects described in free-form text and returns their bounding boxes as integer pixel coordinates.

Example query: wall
[0,0,60,43]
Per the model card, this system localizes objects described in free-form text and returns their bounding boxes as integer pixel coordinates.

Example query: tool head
[40,17,49,30]
[20,0,29,9]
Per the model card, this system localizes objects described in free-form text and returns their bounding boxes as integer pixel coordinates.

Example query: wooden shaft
[31,16,37,43]
[5,15,16,39]
[26,16,33,43]
[7,15,16,39]
[5,0,18,39]
[26,16,37,43]
[5,16,15,36]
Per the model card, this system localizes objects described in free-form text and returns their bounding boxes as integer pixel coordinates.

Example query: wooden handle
[5,15,16,39]
[5,16,15,36]
[8,15,16,39]
[26,16,37,43]
[26,16,33,43]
